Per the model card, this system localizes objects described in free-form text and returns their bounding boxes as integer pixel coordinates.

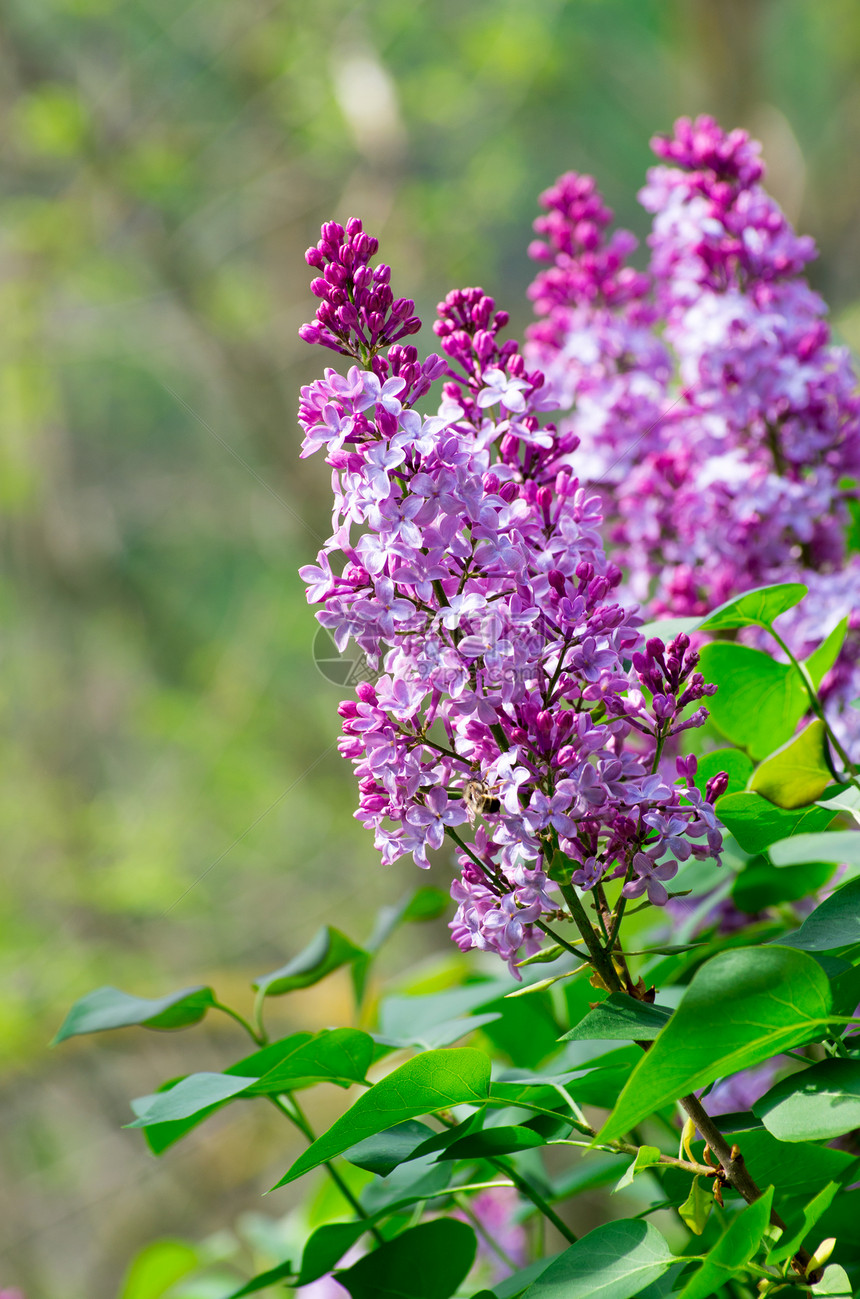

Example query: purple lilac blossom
[297,219,725,975]
[454,1186,528,1284]
[524,117,860,754]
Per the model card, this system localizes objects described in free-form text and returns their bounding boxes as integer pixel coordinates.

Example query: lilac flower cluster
[525,117,860,746]
[297,221,725,973]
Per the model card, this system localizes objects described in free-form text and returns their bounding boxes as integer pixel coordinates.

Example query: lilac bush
[526,115,860,748]
[297,219,725,976]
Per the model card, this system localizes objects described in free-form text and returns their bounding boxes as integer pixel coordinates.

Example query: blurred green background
[3,0,860,1293]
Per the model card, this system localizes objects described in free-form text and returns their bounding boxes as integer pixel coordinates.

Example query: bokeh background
[3,0,860,1293]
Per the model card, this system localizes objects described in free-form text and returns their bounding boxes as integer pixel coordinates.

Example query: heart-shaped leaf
[749,720,833,810]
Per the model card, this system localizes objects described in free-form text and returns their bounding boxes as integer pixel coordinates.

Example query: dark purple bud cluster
[300,218,421,360]
[433,287,517,382]
[607,633,716,739]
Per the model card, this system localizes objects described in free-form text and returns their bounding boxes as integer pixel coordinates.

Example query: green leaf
[753,1059,860,1141]
[698,644,808,760]
[253,926,365,997]
[53,985,216,1044]
[614,1145,661,1193]
[678,1176,711,1236]
[128,1072,256,1126]
[778,876,860,949]
[770,829,860,867]
[598,948,832,1143]
[297,1221,368,1287]
[343,1120,437,1176]
[638,615,702,642]
[360,1151,453,1215]
[221,1259,296,1299]
[715,791,833,853]
[732,857,836,913]
[272,1048,492,1188]
[247,1028,373,1092]
[697,583,808,632]
[117,1239,200,1299]
[693,748,754,798]
[559,994,673,1043]
[766,1181,840,1265]
[335,1219,476,1299]
[719,1122,858,1204]
[400,887,451,924]
[435,1124,545,1161]
[805,618,849,690]
[378,982,509,1044]
[520,1220,675,1299]
[812,1265,854,1296]
[749,720,833,809]
[677,1187,773,1299]
[816,783,860,826]
[133,1031,316,1155]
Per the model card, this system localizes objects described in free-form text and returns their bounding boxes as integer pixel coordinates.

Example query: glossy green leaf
[247,1028,373,1093]
[766,1181,840,1265]
[128,1072,256,1126]
[296,1221,367,1287]
[693,748,754,798]
[53,985,216,1043]
[732,857,836,913]
[678,1176,711,1236]
[805,618,849,690]
[335,1219,476,1299]
[221,1259,296,1299]
[638,615,701,642]
[342,1120,436,1176]
[697,582,808,631]
[253,926,365,997]
[719,1122,858,1204]
[698,643,808,760]
[614,1145,661,1192]
[520,1220,675,1299]
[749,720,833,809]
[559,994,673,1043]
[677,1187,773,1299]
[715,791,833,853]
[778,876,860,949]
[598,948,832,1143]
[435,1124,545,1161]
[770,830,860,867]
[753,1059,860,1141]
[272,1048,491,1188]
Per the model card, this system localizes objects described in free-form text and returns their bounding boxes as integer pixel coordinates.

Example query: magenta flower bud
[309,277,330,299]
[305,246,326,269]
[548,569,566,595]
[322,221,344,244]
[345,216,363,236]
[706,771,730,802]
[499,481,519,503]
[337,700,359,718]
[298,323,321,344]
[374,264,391,284]
[356,681,378,704]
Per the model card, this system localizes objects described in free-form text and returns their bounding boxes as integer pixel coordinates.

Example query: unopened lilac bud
[322,221,344,244]
[310,277,330,299]
[473,330,494,362]
[499,480,519,503]
[706,771,729,802]
[298,323,321,344]
[374,264,391,284]
[345,216,363,236]
[483,472,500,494]
[356,681,378,704]
[306,247,326,269]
